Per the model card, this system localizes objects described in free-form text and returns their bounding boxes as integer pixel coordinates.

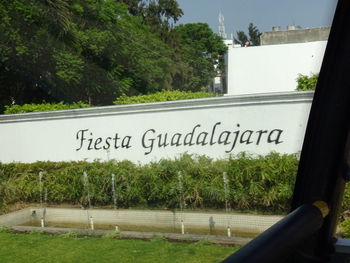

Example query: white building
[225,40,327,95]
[221,27,329,96]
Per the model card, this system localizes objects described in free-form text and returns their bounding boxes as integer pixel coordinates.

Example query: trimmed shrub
[2,153,350,217]
[114,90,217,105]
[296,73,318,91]
[0,153,299,214]
[4,101,90,114]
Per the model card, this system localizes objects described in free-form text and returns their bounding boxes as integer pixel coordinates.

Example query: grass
[0,232,238,263]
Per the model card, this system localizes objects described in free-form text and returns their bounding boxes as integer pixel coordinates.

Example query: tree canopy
[173,23,227,91]
[0,0,227,112]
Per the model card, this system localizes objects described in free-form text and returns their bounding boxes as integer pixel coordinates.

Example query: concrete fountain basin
[0,207,283,245]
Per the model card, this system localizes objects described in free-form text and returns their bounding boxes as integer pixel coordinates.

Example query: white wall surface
[0,91,313,164]
[226,41,327,95]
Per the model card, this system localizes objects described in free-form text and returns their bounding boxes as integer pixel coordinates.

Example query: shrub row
[0,153,300,214]
[3,91,216,114]
[114,90,217,105]
[4,101,90,114]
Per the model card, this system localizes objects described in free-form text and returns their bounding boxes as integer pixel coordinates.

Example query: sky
[176,0,337,37]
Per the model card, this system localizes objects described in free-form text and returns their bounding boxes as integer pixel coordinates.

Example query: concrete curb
[11,225,251,246]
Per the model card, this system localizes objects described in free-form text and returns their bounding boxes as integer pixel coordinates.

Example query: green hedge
[4,101,90,114]
[0,153,299,214]
[296,73,318,91]
[114,90,217,105]
[3,91,215,114]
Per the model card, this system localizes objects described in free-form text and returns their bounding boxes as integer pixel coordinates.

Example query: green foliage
[235,31,249,46]
[136,0,183,35]
[248,23,262,46]
[54,52,84,85]
[340,218,350,238]
[0,0,226,112]
[4,101,90,114]
[234,23,261,46]
[0,0,227,112]
[0,153,300,214]
[0,0,177,108]
[342,185,350,213]
[296,73,319,91]
[114,90,217,104]
[173,23,227,91]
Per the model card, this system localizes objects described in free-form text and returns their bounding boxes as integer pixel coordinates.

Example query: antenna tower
[218,12,227,39]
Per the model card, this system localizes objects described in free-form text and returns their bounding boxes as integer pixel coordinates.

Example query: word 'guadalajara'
[75,122,283,155]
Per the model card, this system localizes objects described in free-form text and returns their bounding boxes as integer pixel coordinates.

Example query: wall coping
[0,91,314,123]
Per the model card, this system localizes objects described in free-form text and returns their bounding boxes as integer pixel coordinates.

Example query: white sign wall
[0,91,313,163]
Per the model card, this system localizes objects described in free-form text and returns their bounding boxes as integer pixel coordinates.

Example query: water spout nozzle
[90,217,94,230]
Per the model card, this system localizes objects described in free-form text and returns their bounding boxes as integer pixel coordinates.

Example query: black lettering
[157,133,169,148]
[226,124,240,153]
[240,130,254,144]
[184,124,201,146]
[113,133,121,149]
[256,130,268,145]
[88,133,93,150]
[76,129,88,151]
[196,132,208,146]
[94,137,102,150]
[122,136,132,148]
[218,131,231,145]
[210,122,221,145]
[171,133,182,146]
[103,137,112,150]
[142,129,155,155]
[268,129,284,144]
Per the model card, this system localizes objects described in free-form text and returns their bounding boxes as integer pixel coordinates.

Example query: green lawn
[0,232,238,263]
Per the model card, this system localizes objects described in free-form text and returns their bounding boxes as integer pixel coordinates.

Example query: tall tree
[115,0,183,43]
[248,23,262,46]
[115,0,145,16]
[0,0,227,112]
[234,23,261,46]
[234,31,249,46]
[173,23,227,91]
[0,0,175,109]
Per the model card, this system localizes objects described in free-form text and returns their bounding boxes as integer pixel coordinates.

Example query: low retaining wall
[1,207,283,236]
[0,208,32,226]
